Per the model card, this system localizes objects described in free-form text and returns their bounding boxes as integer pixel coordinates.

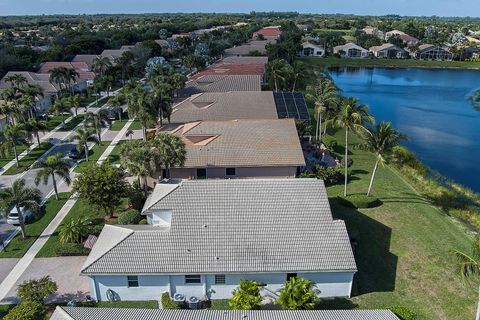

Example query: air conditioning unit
[173,293,186,307]
[188,296,200,309]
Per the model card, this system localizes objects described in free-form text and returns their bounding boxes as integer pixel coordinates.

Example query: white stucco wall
[167,166,298,180]
[88,271,354,302]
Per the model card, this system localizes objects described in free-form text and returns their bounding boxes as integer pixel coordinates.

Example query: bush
[129,186,146,211]
[59,217,92,244]
[338,194,382,209]
[391,146,427,174]
[55,243,91,256]
[4,300,45,320]
[321,135,338,149]
[387,305,417,320]
[161,292,181,309]
[229,280,262,310]
[313,165,343,186]
[118,209,142,225]
[17,276,57,304]
[138,219,148,225]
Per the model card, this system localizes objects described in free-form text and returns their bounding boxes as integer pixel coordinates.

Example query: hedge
[55,243,91,256]
[118,209,141,225]
[337,194,382,209]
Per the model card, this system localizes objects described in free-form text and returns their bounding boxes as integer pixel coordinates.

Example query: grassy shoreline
[299,56,480,70]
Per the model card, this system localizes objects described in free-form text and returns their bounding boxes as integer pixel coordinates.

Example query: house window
[185,275,201,284]
[225,168,236,176]
[196,168,207,179]
[215,274,226,285]
[286,273,297,281]
[127,276,139,287]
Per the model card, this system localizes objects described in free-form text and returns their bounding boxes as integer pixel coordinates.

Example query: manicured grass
[323,129,476,319]
[0,304,14,317]
[106,140,126,165]
[128,118,142,130]
[58,114,84,131]
[95,301,159,309]
[73,141,112,173]
[109,119,129,131]
[300,56,480,70]
[0,144,28,169]
[46,114,69,130]
[3,142,53,175]
[36,197,129,258]
[0,193,70,258]
[209,299,230,310]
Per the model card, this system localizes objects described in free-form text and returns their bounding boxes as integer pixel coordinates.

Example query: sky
[0,0,479,17]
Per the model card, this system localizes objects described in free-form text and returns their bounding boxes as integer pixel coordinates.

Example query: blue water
[329,67,480,192]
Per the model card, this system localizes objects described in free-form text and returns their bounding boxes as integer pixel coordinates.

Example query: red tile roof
[399,34,419,42]
[253,27,282,38]
[38,61,96,80]
[191,63,265,79]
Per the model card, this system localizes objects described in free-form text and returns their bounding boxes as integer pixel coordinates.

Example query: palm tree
[171,73,187,97]
[150,78,173,126]
[85,110,109,143]
[361,122,406,196]
[306,76,339,141]
[127,86,154,141]
[290,61,310,92]
[49,98,72,126]
[115,51,135,84]
[32,153,71,200]
[329,98,374,196]
[0,179,41,238]
[454,236,480,320]
[119,140,156,192]
[152,133,186,179]
[21,84,44,118]
[68,94,82,117]
[25,118,48,145]
[64,68,80,95]
[49,67,68,92]
[266,59,292,92]
[5,73,27,89]
[69,128,98,162]
[59,217,92,244]
[109,94,126,121]
[1,123,28,168]
[92,56,112,76]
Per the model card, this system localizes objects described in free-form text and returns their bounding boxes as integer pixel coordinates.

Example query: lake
[329,67,480,192]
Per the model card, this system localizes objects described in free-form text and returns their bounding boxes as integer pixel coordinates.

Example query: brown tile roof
[221,56,269,65]
[71,55,98,68]
[180,75,261,97]
[253,26,282,38]
[38,61,96,80]
[191,63,265,79]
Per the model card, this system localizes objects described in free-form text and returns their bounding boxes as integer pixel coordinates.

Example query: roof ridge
[54,306,75,320]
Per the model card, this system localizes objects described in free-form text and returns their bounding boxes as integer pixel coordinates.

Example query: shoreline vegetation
[299,56,480,70]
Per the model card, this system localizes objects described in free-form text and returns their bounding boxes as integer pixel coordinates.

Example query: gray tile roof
[0,71,60,95]
[180,75,261,97]
[170,91,278,123]
[52,307,399,320]
[160,119,305,168]
[81,179,356,275]
[224,40,273,56]
[221,56,269,65]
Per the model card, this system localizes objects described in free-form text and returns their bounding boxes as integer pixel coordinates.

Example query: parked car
[7,206,33,225]
[68,147,85,159]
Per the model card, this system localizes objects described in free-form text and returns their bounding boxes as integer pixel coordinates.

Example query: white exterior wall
[88,271,354,302]
[168,166,298,180]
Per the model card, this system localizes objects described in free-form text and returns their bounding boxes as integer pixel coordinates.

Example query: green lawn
[58,115,84,131]
[323,129,476,319]
[0,304,14,318]
[128,118,142,130]
[300,56,480,70]
[46,114,70,130]
[36,197,129,258]
[0,193,70,258]
[0,144,28,169]
[3,142,53,175]
[109,119,129,131]
[209,299,230,310]
[73,141,112,173]
[106,140,126,164]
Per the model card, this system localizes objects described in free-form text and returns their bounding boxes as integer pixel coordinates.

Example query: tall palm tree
[5,73,27,89]
[0,99,14,125]
[152,133,186,179]
[266,59,292,92]
[171,73,187,97]
[25,118,48,145]
[329,97,374,196]
[85,110,109,143]
[306,76,339,141]
[92,56,112,76]
[1,123,28,168]
[49,98,72,126]
[291,61,310,92]
[68,94,82,117]
[49,67,68,93]
[119,140,156,193]
[150,77,173,126]
[21,84,44,119]
[64,68,80,95]
[32,153,71,200]
[454,236,480,320]
[115,51,135,84]
[127,86,154,141]
[0,179,41,238]
[361,122,406,196]
[69,128,98,162]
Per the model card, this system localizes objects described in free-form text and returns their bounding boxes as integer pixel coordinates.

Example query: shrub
[338,194,382,209]
[390,146,426,174]
[387,305,417,320]
[4,300,45,320]
[59,217,92,244]
[128,186,147,211]
[55,243,91,256]
[118,209,142,225]
[321,135,338,149]
[139,219,148,225]
[229,280,262,310]
[313,165,343,186]
[161,292,181,309]
[277,277,318,310]
[17,276,57,304]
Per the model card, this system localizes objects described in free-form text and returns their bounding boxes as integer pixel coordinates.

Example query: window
[286,273,297,281]
[225,168,236,176]
[127,276,139,287]
[196,168,207,179]
[185,275,201,284]
[214,274,226,285]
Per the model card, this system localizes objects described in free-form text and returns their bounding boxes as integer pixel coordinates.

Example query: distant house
[253,26,282,40]
[224,40,274,56]
[334,42,369,58]
[369,43,408,58]
[221,56,269,65]
[414,44,453,60]
[71,54,99,69]
[51,307,400,320]
[398,34,420,46]
[191,63,266,80]
[362,26,385,39]
[100,48,131,63]
[385,29,406,40]
[38,61,95,87]
[156,119,305,179]
[179,75,262,97]
[458,46,480,60]
[299,41,325,57]
[81,178,356,301]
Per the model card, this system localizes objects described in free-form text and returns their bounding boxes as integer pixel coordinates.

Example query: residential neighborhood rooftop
[191,63,265,79]
[180,75,262,96]
[37,61,96,80]
[81,178,356,275]
[0,71,60,94]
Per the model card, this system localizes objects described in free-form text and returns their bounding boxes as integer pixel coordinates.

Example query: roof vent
[215,256,220,260]
[186,249,191,253]
[203,224,207,228]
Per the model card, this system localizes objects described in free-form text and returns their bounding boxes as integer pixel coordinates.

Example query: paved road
[0,219,16,244]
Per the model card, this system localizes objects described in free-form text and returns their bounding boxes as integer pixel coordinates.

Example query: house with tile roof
[299,42,325,57]
[81,178,356,301]
[333,42,369,58]
[38,61,96,87]
[369,43,408,58]
[191,63,266,80]
[51,307,399,320]
[413,44,453,60]
[224,40,274,56]
[156,119,305,179]
[179,75,262,98]
[253,26,282,40]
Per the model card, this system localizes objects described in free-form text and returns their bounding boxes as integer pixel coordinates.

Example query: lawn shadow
[380,192,430,205]
[330,197,397,295]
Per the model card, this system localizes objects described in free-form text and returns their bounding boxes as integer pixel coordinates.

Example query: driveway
[1,256,89,304]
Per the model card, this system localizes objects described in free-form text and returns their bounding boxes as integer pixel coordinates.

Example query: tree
[72,161,129,218]
[3,300,45,320]
[17,275,57,305]
[119,140,157,192]
[59,217,92,244]
[290,61,310,92]
[115,51,135,84]
[277,277,318,310]
[229,280,263,310]
[126,85,155,141]
[92,56,112,76]
[171,73,187,97]
[361,122,406,196]
[5,73,27,88]
[152,133,186,179]
[21,84,44,119]
[68,94,81,117]
[25,118,48,145]
[0,179,41,238]
[454,236,480,320]
[85,110,109,143]
[49,67,68,92]
[1,123,28,168]
[306,75,339,142]
[49,97,72,126]
[328,98,374,196]
[266,59,293,92]
[32,153,71,200]
[64,68,80,95]
[69,128,98,162]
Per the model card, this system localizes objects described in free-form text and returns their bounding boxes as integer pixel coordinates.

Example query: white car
[6,207,33,225]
